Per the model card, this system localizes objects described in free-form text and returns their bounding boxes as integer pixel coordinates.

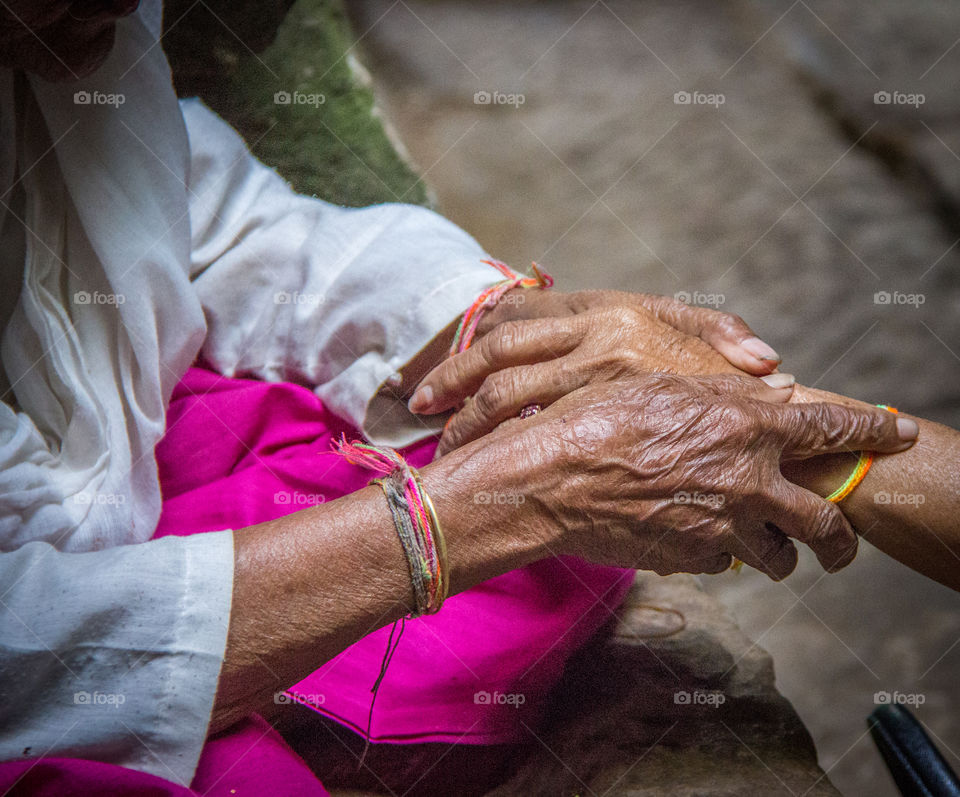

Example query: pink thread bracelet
[333,436,447,615]
[449,259,554,356]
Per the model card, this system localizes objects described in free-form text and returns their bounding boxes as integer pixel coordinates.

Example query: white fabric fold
[182,98,500,446]
[0,531,234,786]
[0,5,204,553]
[0,0,507,782]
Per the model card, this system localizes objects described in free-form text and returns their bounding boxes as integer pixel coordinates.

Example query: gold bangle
[415,471,449,607]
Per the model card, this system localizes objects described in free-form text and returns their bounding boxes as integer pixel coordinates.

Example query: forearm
[211,445,553,733]
[783,386,960,590]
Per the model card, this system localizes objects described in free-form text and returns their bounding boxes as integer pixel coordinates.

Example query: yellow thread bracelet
[824,404,898,504]
[731,403,898,572]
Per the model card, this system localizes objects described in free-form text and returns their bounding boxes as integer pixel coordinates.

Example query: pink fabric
[8,365,630,795]
[0,757,200,797]
[0,717,328,797]
[155,366,633,748]
[191,716,329,796]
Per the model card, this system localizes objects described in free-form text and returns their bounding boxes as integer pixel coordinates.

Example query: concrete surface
[488,573,841,796]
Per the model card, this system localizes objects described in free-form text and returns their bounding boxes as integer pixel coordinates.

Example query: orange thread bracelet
[731,403,898,573]
[825,404,898,504]
[449,259,553,357]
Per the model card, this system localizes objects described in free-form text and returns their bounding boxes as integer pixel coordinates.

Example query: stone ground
[345,1,960,794]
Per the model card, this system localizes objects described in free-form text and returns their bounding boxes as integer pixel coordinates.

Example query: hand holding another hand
[411,289,782,456]
[446,372,916,580]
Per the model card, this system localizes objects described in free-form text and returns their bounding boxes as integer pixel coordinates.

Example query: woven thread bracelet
[449,258,554,356]
[333,437,448,615]
[824,404,898,503]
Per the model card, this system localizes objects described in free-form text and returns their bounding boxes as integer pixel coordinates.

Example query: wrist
[419,433,560,593]
[473,286,570,338]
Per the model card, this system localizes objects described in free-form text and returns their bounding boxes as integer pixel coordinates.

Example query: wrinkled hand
[460,373,916,580]
[411,299,784,456]
[476,288,782,372]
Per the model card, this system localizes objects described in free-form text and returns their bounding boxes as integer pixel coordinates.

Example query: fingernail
[760,373,795,389]
[896,417,919,441]
[408,385,433,414]
[741,336,781,363]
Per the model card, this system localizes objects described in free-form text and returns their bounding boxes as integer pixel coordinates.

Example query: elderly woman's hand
[411,292,777,456]
[479,287,781,372]
[451,372,916,580]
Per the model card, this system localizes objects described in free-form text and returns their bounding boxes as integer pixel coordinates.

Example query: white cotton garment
[0,7,502,555]
[0,4,205,553]
[0,532,234,787]
[0,0,507,784]
[0,4,232,784]
[182,98,502,448]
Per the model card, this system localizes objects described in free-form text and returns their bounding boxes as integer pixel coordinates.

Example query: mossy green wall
[162,0,429,207]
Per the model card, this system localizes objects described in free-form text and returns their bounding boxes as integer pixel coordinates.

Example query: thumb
[765,402,918,459]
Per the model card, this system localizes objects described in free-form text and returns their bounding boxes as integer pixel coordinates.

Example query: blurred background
[343,1,960,794]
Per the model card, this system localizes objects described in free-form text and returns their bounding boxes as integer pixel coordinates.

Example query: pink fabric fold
[155,367,632,750]
[0,717,328,797]
[7,365,631,795]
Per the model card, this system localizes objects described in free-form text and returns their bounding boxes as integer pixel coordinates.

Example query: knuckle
[447,354,477,390]
[819,404,875,449]
[474,372,510,419]
[719,312,748,334]
[483,320,522,363]
[709,374,754,398]
[441,413,465,449]
[859,408,891,446]
[551,357,577,389]
[600,305,646,334]
[815,405,856,446]
[814,405,883,451]
[602,344,643,373]
[431,360,458,395]
[715,402,759,442]
[763,405,808,450]
[709,518,736,547]
[805,501,844,547]
[659,331,688,362]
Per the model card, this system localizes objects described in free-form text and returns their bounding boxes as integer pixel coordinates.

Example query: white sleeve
[0,531,234,786]
[181,98,504,447]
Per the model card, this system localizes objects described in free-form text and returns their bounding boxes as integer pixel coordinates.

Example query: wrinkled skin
[412,291,775,456]
[0,0,138,81]
[474,287,782,374]
[456,372,914,581]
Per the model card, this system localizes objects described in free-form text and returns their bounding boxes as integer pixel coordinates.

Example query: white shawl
[0,3,204,552]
